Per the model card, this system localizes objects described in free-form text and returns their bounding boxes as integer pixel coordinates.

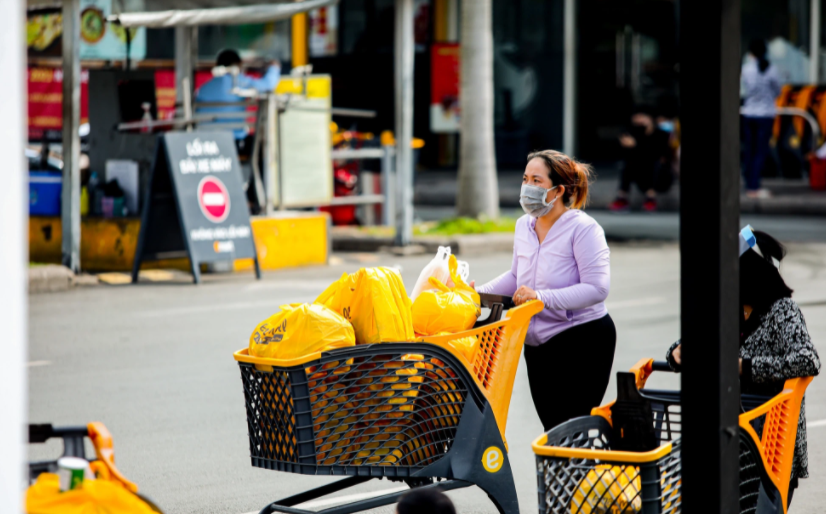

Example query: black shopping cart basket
[533,358,813,514]
[234,294,543,514]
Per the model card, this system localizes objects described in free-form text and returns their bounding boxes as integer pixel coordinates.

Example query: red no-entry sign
[197,176,230,223]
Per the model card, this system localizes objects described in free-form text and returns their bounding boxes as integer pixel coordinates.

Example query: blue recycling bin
[29,171,62,216]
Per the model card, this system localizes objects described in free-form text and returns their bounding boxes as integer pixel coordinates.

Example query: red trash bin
[810,155,826,190]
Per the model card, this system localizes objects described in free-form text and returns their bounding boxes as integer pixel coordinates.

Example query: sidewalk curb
[28,266,100,294]
[332,230,515,255]
[28,265,74,293]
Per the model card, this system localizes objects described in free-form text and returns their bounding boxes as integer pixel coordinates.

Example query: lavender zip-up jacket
[477,210,610,346]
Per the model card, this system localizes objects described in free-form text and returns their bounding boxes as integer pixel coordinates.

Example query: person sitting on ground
[665,229,820,507]
[397,488,455,514]
[610,106,670,213]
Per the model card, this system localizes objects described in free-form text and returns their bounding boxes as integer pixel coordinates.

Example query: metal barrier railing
[775,106,822,149]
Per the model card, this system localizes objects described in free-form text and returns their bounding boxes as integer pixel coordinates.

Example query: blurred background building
[26,0,826,171]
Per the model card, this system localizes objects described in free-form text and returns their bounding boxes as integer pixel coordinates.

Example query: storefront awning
[106,0,337,28]
[28,0,338,26]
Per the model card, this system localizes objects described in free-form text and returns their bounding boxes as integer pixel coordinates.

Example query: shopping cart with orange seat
[27,422,164,513]
[532,358,813,514]
[234,294,543,514]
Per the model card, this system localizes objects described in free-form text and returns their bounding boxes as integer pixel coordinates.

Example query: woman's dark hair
[216,49,242,67]
[748,39,770,73]
[527,150,593,209]
[740,230,793,337]
[397,488,455,514]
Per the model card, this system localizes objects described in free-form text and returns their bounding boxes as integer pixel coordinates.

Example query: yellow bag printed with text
[315,267,414,345]
[570,465,641,514]
[26,473,156,514]
[249,303,355,359]
[412,255,481,336]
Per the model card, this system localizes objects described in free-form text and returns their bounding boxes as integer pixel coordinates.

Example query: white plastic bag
[452,260,470,285]
[410,246,452,301]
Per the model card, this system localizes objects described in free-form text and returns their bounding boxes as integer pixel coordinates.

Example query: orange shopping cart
[234,294,543,514]
[532,358,812,514]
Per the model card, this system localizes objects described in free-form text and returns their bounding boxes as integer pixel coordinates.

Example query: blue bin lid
[29,171,62,183]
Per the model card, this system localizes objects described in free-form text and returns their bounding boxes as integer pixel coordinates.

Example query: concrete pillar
[394,0,415,246]
[0,0,28,509]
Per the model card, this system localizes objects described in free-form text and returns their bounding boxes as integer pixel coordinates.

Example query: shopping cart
[234,294,543,514]
[532,358,813,514]
[27,422,164,513]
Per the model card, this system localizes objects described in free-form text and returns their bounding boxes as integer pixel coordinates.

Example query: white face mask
[520,184,558,217]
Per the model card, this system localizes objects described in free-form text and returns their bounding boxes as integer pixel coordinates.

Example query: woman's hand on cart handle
[671,344,743,375]
[514,285,538,306]
[470,280,476,290]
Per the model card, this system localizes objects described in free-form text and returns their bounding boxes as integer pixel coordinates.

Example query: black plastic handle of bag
[651,360,673,372]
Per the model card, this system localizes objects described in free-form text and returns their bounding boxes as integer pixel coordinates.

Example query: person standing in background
[742,39,782,199]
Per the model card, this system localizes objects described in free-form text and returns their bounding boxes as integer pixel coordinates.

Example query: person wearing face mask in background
[610,106,670,212]
[471,150,615,431]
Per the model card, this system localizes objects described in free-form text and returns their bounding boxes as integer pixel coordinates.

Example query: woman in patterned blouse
[666,230,820,506]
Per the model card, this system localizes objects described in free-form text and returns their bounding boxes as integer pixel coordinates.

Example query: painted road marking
[27,360,51,367]
[807,419,826,429]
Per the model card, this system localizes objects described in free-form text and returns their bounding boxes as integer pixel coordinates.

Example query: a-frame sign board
[132,132,261,284]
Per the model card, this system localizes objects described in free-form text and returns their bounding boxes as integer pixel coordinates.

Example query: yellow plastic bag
[250,303,355,359]
[412,255,481,336]
[424,332,478,362]
[570,465,641,514]
[26,473,156,514]
[316,267,414,345]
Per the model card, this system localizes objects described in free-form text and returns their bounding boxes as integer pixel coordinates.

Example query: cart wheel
[403,477,434,489]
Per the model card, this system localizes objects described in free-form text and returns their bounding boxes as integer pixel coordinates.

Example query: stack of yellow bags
[316,267,415,345]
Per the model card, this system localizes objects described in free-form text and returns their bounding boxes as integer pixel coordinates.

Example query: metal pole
[394,0,415,246]
[292,13,309,67]
[0,0,27,509]
[680,1,741,513]
[811,0,821,83]
[62,0,81,273]
[382,144,395,226]
[562,0,576,156]
[266,93,279,213]
[181,77,193,131]
[175,26,197,108]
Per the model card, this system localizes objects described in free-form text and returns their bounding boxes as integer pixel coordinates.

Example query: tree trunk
[456,0,499,218]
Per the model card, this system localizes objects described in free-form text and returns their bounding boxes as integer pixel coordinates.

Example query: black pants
[524,314,617,431]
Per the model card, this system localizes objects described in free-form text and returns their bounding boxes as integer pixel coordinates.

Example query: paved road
[28,242,826,514]
[416,207,826,243]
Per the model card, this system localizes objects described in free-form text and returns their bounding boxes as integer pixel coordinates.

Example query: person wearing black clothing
[610,108,670,212]
[666,230,820,507]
